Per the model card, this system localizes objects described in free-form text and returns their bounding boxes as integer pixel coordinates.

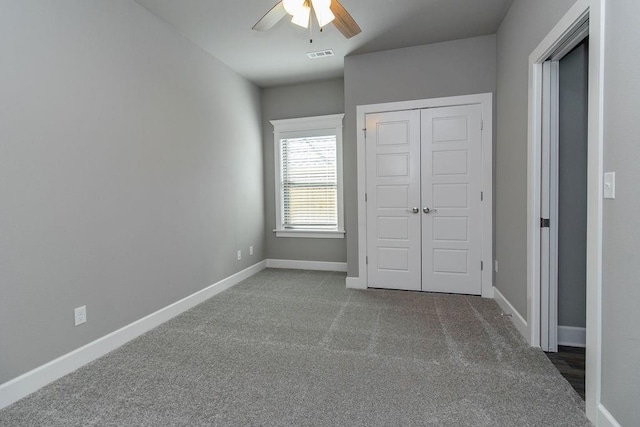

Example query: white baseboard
[597,404,622,427]
[493,286,529,342]
[0,260,267,410]
[558,325,586,348]
[266,259,347,272]
[345,276,367,290]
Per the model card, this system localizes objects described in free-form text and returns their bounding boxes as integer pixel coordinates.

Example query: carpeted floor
[0,269,590,426]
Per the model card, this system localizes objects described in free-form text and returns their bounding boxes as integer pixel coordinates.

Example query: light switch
[604,172,615,199]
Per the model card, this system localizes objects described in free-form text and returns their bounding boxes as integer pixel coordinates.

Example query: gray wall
[558,41,588,328]
[344,35,497,278]
[262,79,347,262]
[0,0,264,384]
[601,0,640,423]
[497,0,640,421]
[495,0,578,317]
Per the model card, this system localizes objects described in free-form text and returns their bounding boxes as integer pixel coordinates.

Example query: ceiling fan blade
[252,1,287,31]
[330,0,361,39]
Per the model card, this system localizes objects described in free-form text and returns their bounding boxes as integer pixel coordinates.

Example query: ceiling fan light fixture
[311,0,335,27]
[252,0,361,40]
[291,4,311,28]
[283,0,304,16]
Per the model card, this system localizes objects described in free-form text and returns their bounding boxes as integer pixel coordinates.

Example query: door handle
[407,207,420,214]
[423,207,438,214]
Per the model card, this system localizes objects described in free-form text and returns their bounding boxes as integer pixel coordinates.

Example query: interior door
[540,60,560,352]
[421,105,483,295]
[365,110,421,291]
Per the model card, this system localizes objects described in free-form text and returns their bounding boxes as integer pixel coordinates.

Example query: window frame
[271,114,345,239]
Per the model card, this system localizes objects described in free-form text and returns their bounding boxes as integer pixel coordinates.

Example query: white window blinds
[280,135,338,229]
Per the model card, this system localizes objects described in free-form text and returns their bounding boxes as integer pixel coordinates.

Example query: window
[272,114,345,238]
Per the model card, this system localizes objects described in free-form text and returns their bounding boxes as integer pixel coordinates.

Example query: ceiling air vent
[307,49,335,59]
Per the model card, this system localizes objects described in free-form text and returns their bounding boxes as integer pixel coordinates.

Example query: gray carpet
[0,269,591,426]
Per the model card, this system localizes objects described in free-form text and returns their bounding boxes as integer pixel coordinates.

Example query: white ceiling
[134,0,514,88]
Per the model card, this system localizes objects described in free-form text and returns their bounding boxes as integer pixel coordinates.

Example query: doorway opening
[526,0,605,421]
[540,37,589,400]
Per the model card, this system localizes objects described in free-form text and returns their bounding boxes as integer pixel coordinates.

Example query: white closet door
[365,110,422,291]
[421,105,483,295]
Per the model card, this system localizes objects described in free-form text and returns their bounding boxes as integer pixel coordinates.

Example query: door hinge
[481,261,484,271]
[540,218,550,228]
[481,120,484,130]
[365,193,368,202]
[366,256,368,265]
[481,191,484,201]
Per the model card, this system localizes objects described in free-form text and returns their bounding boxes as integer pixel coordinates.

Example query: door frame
[354,93,493,298]
[525,0,604,422]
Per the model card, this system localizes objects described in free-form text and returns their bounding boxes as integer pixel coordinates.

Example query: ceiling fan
[252,0,361,40]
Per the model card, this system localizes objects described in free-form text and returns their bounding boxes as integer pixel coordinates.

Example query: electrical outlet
[494,260,499,273]
[249,246,254,256]
[237,250,241,261]
[74,306,87,326]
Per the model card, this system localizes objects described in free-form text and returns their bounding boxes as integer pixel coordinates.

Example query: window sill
[274,229,345,239]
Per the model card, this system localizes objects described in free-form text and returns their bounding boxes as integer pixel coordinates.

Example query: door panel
[432,117,469,142]
[433,217,468,241]
[366,110,421,291]
[421,105,482,295]
[377,154,409,177]
[433,249,468,274]
[433,184,469,208]
[365,105,483,295]
[432,151,469,175]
